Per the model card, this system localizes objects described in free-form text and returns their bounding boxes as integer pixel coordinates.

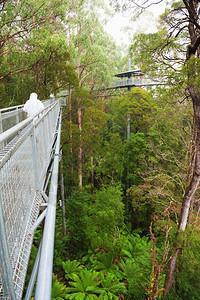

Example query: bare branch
[130,0,164,10]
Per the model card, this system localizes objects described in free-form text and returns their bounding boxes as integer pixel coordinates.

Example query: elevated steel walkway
[0,97,65,299]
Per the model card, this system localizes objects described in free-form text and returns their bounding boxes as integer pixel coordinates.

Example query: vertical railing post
[40,119,47,166]
[45,113,51,154]
[24,240,42,300]
[60,150,66,236]
[0,194,16,300]
[16,107,20,125]
[0,111,3,134]
[30,127,40,189]
[0,111,4,150]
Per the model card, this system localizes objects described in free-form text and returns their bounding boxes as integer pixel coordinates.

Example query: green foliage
[184,57,200,93]
[89,186,124,250]
[23,244,38,296]
[92,251,114,271]
[0,0,80,106]
[95,133,124,185]
[124,132,150,186]
[130,29,183,76]
[62,260,83,280]
[66,186,124,255]
[53,207,71,275]
[120,259,148,299]
[166,226,200,300]
[119,232,151,299]
[99,273,127,299]
[121,232,151,257]
[61,256,127,299]
[91,251,122,279]
[66,190,92,254]
[3,1,194,299]
[80,231,152,299]
[51,274,67,300]
[111,87,154,138]
[65,269,103,299]
[82,104,107,156]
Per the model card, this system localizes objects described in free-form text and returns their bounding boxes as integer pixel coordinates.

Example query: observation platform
[107,69,163,90]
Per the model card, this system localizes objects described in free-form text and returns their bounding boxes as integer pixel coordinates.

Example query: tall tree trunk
[194,200,200,221]
[186,117,196,184]
[77,63,83,189]
[78,97,82,189]
[68,85,74,189]
[187,121,196,225]
[164,5,200,292]
[91,155,94,195]
[164,74,200,298]
[34,64,40,93]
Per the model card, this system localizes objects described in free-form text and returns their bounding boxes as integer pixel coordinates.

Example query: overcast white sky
[104,1,166,46]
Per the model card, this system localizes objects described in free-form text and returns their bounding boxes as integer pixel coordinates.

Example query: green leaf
[51,275,66,300]
[62,260,83,280]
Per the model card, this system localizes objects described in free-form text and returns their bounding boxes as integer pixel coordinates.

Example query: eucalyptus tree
[160,1,200,295]
[0,0,74,105]
[116,0,200,296]
[64,0,122,189]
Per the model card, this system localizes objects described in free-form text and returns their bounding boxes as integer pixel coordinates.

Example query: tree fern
[99,273,127,299]
[92,251,122,279]
[51,274,67,300]
[65,269,103,299]
[62,260,83,280]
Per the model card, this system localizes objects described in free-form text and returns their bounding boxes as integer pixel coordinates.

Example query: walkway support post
[24,240,42,300]
[0,195,16,300]
[34,110,62,300]
[60,150,66,236]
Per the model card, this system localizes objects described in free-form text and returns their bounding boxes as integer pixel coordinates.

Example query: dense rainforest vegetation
[1,0,200,299]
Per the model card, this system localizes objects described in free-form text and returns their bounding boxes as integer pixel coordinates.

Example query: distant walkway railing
[0,98,64,299]
[107,77,164,89]
[0,98,59,135]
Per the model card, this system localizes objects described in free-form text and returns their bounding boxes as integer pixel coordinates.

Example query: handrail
[0,99,53,113]
[0,104,24,113]
[0,98,62,299]
[107,77,164,89]
[0,98,57,138]
[0,100,58,145]
[35,110,62,300]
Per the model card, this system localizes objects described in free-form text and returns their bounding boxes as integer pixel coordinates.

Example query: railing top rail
[0,98,56,114]
[107,76,165,90]
[0,100,60,145]
[0,105,24,113]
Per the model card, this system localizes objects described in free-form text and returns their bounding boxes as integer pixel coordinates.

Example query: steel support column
[0,194,16,300]
[34,110,62,300]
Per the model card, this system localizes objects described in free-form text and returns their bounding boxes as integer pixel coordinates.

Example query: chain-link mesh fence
[0,99,62,299]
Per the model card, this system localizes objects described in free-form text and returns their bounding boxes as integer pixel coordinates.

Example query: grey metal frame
[35,111,62,300]
[0,99,63,299]
[107,76,164,89]
[0,98,60,139]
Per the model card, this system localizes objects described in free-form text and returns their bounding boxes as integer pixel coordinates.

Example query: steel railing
[0,98,59,137]
[107,77,164,89]
[0,98,63,299]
